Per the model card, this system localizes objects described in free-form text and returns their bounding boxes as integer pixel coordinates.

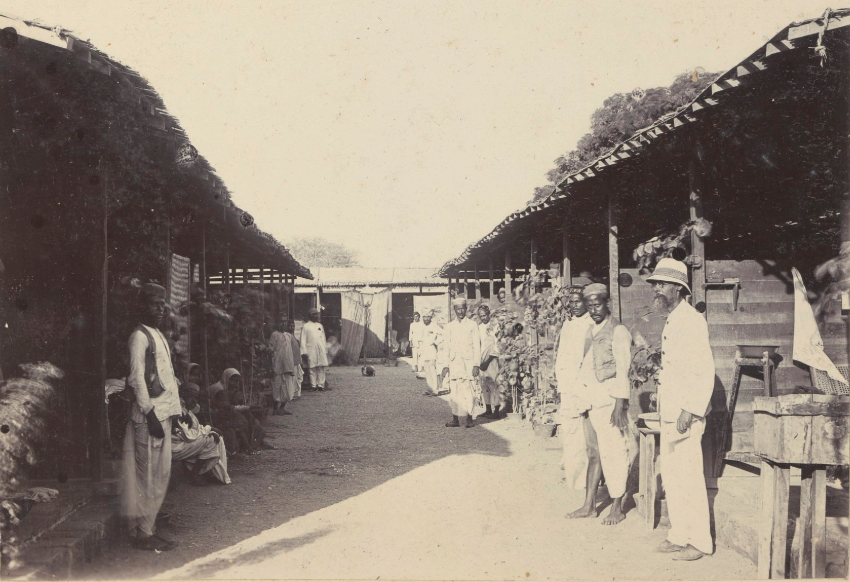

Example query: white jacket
[657,300,716,422]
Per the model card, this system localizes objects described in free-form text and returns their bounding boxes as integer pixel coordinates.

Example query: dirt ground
[82,362,757,580]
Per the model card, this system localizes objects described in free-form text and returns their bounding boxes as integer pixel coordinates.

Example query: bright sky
[0,1,831,268]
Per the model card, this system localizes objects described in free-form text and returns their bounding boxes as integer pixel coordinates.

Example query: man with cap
[120,283,183,551]
[301,308,330,392]
[555,285,595,489]
[647,258,715,561]
[409,311,424,373]
[419,309,443,396]
[565,283,633,526]
[477,304,502,419]
[439,297,481,428]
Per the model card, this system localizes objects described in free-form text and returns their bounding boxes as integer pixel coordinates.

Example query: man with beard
[477,304,502,419]
[120,283,183,551]
[648,258,715,561]
[565,283,632,525]
[440,298,481,428]
[555,286,595,489]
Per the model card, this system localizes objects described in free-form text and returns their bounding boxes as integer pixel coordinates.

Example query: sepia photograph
[0,1,848,580]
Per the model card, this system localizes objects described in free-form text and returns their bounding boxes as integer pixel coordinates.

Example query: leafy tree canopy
[286,236,360,268]
[528,69,718,205]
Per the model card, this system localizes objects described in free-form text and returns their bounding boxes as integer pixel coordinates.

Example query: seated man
[171,383,231,485]
[212,390,253,457]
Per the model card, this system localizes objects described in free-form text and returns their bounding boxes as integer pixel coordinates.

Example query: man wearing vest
[440,297,481,429]
[647,258,715,561]
[120,283,183,551]
[565,283,633,525]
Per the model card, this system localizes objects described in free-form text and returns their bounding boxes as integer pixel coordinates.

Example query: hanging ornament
[175,142,198,167]
[240,212,254,228]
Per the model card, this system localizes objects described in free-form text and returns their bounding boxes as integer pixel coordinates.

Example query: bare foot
[565,505,597,519]
[601,506,625,525]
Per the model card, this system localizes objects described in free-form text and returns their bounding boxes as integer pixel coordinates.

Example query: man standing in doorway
[440,298,481,428]
[555,286,595,489]
[301,308,329,392]
[409,311,424,373]
[565,283,633,525]
[477,304,502,419]
[120,283,183,551]
[648,258,715,561]
[419,310,443,396]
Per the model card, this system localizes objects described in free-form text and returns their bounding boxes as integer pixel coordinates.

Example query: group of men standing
[555,258,716,561]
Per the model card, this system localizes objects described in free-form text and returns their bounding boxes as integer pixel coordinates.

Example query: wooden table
[753,394,849,579]
[637,426,660,530]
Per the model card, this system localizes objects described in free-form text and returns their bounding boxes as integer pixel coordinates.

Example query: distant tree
[286,236,360,268]
[531,69,719,204]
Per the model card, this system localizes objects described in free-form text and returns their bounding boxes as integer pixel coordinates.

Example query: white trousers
[480,362,501,407]
[412,344,420,370]
[660,418,713,554]
[120,416,172,537]
[307,366,326,388]
[422,359,439,392]
[560,413,588,490]
[587,403,630,499]
[447,358,476,417]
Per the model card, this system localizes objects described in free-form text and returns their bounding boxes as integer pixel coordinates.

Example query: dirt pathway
[84,363,756,580]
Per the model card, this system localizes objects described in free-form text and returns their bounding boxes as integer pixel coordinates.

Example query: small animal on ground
[361,365,376,377]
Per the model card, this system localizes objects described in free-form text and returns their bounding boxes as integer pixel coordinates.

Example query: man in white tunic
[565,283,633,526]
[120,283,183,551]
[555,286,595,489]
[419,310,443,396]
[648,258,715,561]
[439,298,481,429]
[409,312,424,373]
[301,308,329,391]
[477,304,502,419]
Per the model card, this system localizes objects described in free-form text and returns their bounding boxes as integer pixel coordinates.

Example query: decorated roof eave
[434,8,850,278]
[0,11,313,280]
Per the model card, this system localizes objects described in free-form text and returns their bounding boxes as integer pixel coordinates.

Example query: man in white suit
[300,308,330,392]
[439,298,481,429]
[648,258,715,561]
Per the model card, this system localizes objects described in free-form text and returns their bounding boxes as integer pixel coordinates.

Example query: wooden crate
[753,394,849,465]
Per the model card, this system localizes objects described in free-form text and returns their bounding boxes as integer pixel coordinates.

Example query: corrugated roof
[436,8,850,278]
[295,267,444,287]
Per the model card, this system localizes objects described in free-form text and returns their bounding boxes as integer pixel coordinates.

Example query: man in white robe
[419,310,443,396]
[409,312,424,373]
[648,258,715,561]
[440,298,481,429]
[301,308,330,391]
[555,286,595,489]
[120,283,183,552]
[565,284,633,526]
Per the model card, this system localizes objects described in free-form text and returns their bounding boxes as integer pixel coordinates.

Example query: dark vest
[583,316,620,383]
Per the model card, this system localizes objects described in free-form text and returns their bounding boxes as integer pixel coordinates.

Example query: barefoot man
[565,283,633,525]
[648,258,715,561]
[440,297,481,429]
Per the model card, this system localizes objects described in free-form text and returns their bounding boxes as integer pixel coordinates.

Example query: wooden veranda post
[562,217,572,287]
[201,222,211,405]
[474,265,481,300]
[689,153,707,308]
[530,240,538,294]
[505,250,512,298]
[608,193,621,320]
[488,256,495,298]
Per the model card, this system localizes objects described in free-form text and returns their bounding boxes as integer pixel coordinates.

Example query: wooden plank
[758,460,777,579]
[505,250,512,295]
[489,256,495,298]
[798,466,815,578]
[562,218,571,287]
[689,155,707,307]
[812,468,827,578]
[770,464,790,579]
[753,394,849,416]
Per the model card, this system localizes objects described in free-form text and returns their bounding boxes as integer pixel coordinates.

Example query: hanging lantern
[240,212,254,228]
[175,142,199,167]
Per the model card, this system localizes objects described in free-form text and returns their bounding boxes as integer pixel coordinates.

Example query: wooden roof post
[225,243,231,293]
[689,151,707,309]
[463,272,469,299]
[488,256,495,298]
[505,249,513,299]
[201,222,211,412]
[608,192,621,321]
[530,240,538,295]
[562,216,572,288]
[474,265,481,300]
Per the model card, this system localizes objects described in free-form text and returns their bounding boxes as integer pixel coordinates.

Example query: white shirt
[575,317,632,409]
[409,320,424,345]
[300,321,329,367]
[438,317,481,370]
[657,300,715,422]
[554,312,594,394]
[127,324,182,421]
[419,322,443,361]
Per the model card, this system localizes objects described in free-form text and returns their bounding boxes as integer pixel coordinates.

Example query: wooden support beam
[463,273,469,300]
[562,216,572,288]
[505,250,513,297]
[488,256,495,298]
[689,153,707,309]
[530,241,538,294]
[608,193,621,320]
[474,265,481,300]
